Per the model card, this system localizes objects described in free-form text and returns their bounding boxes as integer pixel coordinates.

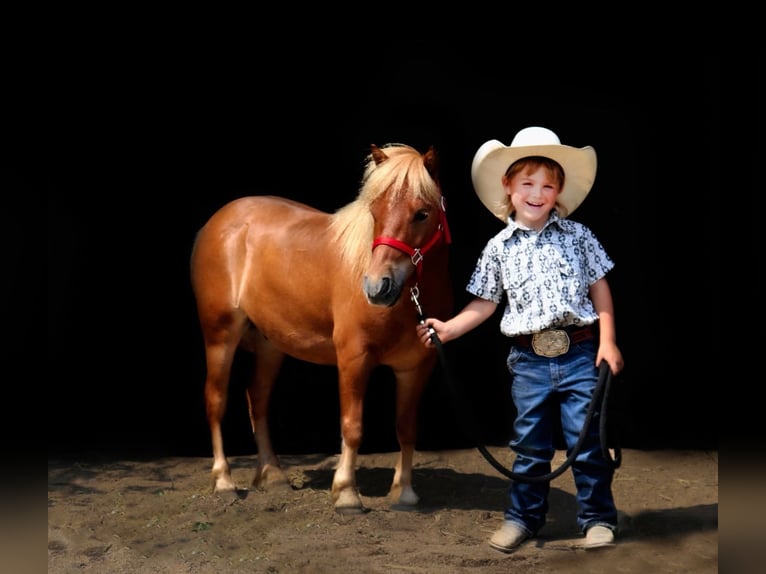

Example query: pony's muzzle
[363,274,404,307]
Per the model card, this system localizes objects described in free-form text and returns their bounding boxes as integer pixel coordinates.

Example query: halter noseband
[371,196,451,282]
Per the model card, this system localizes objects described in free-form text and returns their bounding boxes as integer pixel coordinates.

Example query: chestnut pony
[190,143,453,512]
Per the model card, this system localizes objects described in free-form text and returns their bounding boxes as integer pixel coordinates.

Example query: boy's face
[502,165,561,230]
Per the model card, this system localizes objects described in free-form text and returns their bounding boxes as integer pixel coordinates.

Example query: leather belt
[512,324,595,352]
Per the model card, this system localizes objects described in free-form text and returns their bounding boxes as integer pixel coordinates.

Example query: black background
[42,27,721,460]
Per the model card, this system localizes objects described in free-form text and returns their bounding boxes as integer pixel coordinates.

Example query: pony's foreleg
[389,368,431,507]
[391,447,418,507]
[333,437,363,512]
[332,365,370,513]
[247,338,290,490]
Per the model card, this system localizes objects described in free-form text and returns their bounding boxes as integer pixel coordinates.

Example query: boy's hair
[499,156,567,220]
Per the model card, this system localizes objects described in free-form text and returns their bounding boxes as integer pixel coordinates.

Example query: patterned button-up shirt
[466,211,614,337]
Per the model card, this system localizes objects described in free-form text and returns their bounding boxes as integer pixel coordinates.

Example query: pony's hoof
[253,465,291,491]
[215,488,244,504]
[255,479,293,493]
[212,474,238,494]
[333,488,365,514]
[389,485,419,507]
[334,505,368,515]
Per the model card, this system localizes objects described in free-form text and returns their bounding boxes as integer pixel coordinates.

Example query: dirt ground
[48,447,718,573]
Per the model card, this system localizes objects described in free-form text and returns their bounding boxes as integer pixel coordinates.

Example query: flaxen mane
[330,143,441,279]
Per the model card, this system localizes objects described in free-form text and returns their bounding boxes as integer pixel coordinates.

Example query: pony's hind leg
[246,331,291,491]
[203,332,244,496]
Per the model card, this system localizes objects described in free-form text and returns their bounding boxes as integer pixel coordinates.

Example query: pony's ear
[423,145,439,183]
[371,144,388,165]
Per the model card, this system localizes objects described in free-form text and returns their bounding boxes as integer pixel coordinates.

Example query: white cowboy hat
[470,126,597,221]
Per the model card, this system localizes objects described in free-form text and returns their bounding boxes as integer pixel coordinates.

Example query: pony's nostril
[363,276,387,298]
[363,275,402,307]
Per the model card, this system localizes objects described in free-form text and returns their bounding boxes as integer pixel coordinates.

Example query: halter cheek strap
[371,196,451,279]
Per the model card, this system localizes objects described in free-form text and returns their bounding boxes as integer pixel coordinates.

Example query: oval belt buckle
[531,329,570,357]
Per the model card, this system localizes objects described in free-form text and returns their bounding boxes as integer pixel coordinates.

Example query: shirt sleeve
[580,225,614,285]
[465,238,505,304]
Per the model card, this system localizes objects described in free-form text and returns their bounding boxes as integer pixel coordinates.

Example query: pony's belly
[247,323,338,365]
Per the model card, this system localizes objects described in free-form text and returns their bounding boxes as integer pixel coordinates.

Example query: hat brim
[471,140,597,221]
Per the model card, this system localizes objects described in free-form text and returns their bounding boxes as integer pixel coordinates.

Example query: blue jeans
[503,338,617,536]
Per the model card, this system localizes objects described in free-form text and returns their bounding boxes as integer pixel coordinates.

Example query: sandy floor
[48,447,718,573]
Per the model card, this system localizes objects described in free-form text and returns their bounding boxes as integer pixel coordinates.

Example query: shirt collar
[501,210,564,239]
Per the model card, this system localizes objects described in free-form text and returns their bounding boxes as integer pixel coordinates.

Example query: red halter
[371,196,451,282]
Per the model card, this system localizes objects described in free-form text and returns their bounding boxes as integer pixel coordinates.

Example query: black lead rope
[422,319,621,483]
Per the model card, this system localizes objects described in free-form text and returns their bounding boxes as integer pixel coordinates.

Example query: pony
[190,143,453,512]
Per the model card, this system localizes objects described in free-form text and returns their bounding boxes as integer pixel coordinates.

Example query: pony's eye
[413,210,429,223]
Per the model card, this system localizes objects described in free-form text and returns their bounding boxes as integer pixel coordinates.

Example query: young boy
[417,127,624,552]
